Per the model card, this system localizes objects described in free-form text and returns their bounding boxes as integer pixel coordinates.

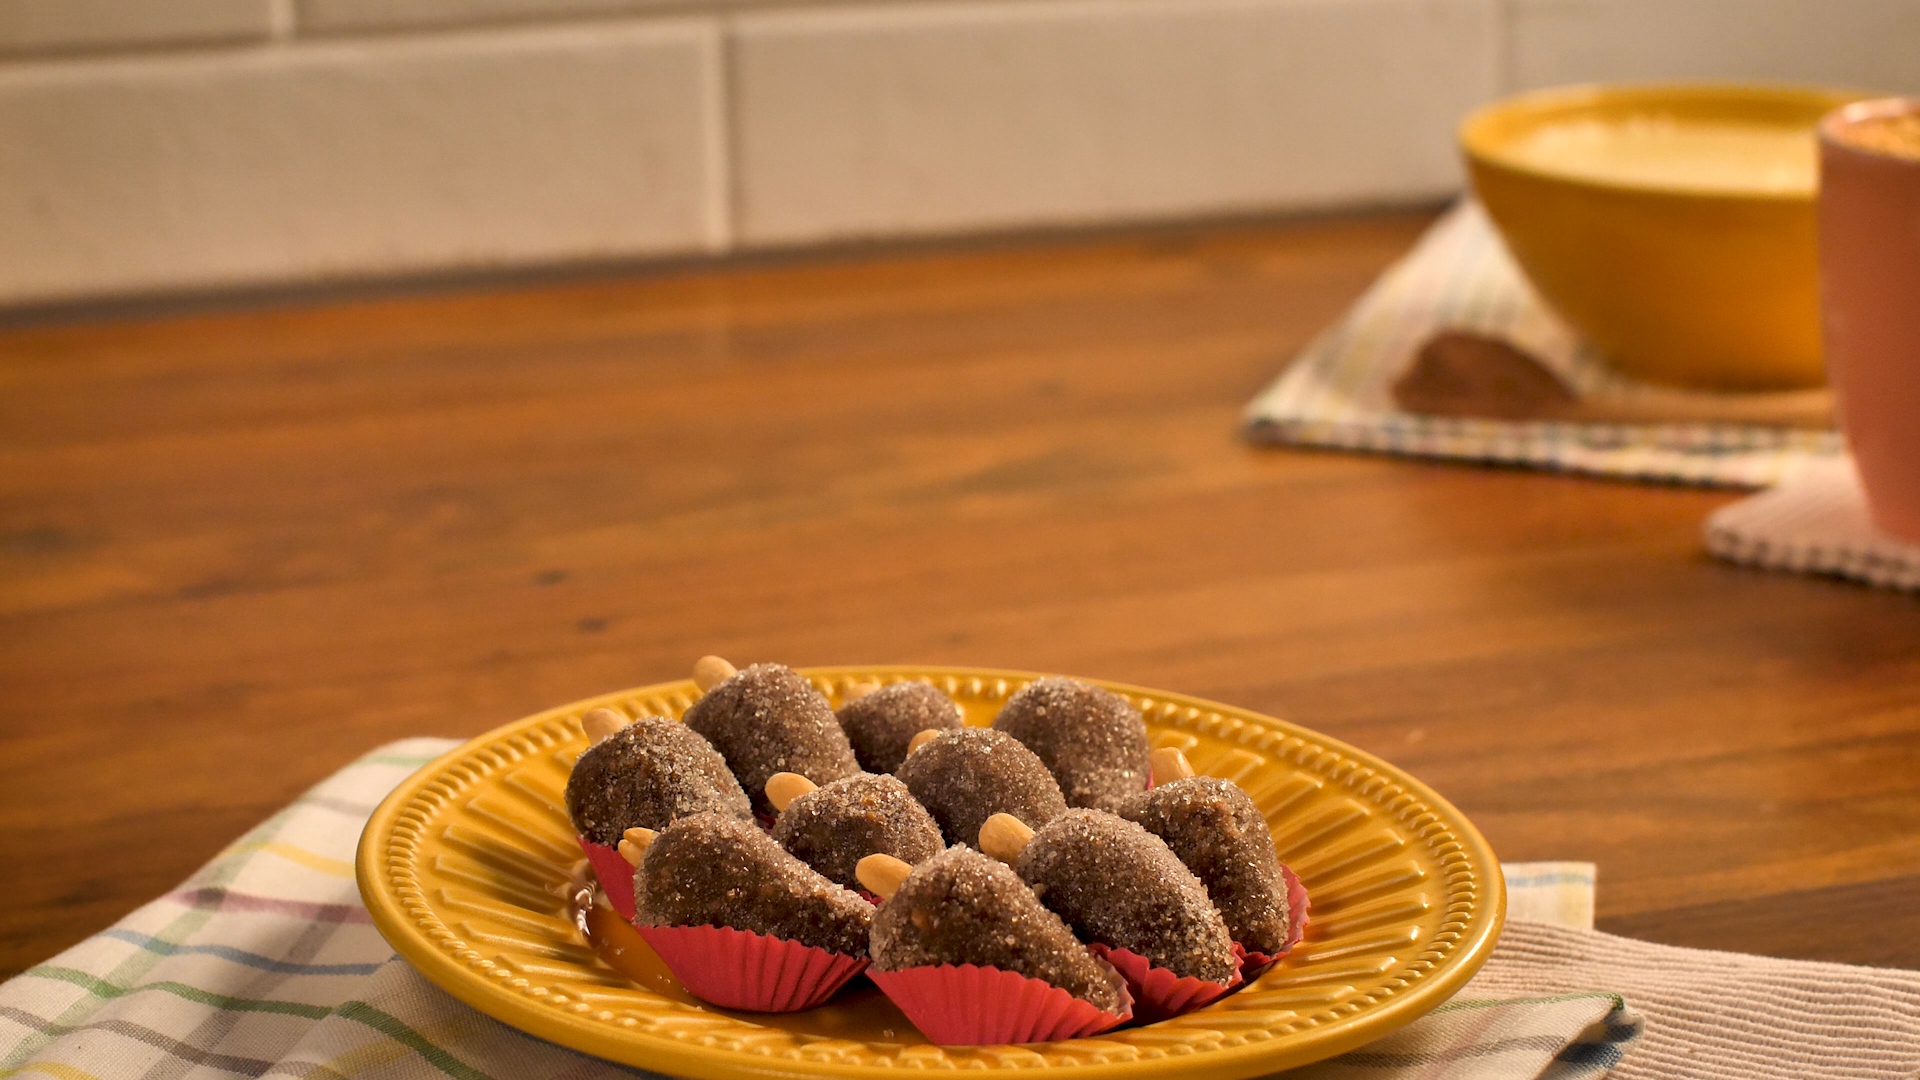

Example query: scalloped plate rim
[356,665,1506,1080]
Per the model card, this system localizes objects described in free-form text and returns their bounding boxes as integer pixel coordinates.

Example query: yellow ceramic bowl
[358,667,1505,1080]
[1462,83,1867,390]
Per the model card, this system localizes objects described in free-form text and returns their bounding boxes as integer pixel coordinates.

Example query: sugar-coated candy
[992,677,1150,811]
[635,813,872,957]
[682,663,861,816]
[895,728,1067,847]
[1014,810,1236,983]
[774,773,944,891]
[1121,776,1291,959]
[565,717,751,845]
[837,682,965,774]
[869,846,1125,1013]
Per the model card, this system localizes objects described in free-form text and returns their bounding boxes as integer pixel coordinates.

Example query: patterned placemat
[1242,202,1842,488]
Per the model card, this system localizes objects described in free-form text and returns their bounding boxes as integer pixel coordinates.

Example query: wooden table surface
[3,209,1917,979]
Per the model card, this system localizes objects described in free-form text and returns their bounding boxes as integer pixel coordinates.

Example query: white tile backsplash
[0,22,725,304]
[298,0,693,36]
[0,0,273,54]
[1511,0,1920,96]
[1,0,1915,304]
[732,0,1501,246]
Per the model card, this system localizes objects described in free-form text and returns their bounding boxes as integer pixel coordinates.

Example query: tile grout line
[718,15,747,254]
[1492,0,1516,96]
[268,0,298,44]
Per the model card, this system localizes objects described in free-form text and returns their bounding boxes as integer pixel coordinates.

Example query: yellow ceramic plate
[356,667,1504,1079]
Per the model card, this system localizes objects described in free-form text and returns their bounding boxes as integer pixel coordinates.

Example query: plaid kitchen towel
[4,740,1917,1080]
[1242,202,1842,488]
[1706,455,1920,592]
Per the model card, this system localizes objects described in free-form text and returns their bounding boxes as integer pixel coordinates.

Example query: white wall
[1,0,1915,306]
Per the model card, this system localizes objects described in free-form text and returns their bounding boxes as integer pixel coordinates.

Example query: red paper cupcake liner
[869,960,1134,1045]
[577,836,637,922]
[1087,943,1239,1023]
[634,923,868,1012]
[1240,863,1311,981]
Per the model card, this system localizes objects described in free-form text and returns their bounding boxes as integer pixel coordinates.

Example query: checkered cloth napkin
[7,741,1920,1080]
[1242,201,1841,488]
[1706,455,1920,592]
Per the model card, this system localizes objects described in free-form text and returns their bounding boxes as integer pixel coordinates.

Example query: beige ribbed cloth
[1461,922,1920,1080]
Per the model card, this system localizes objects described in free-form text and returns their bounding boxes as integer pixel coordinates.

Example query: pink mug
[1819,98,1920,543]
